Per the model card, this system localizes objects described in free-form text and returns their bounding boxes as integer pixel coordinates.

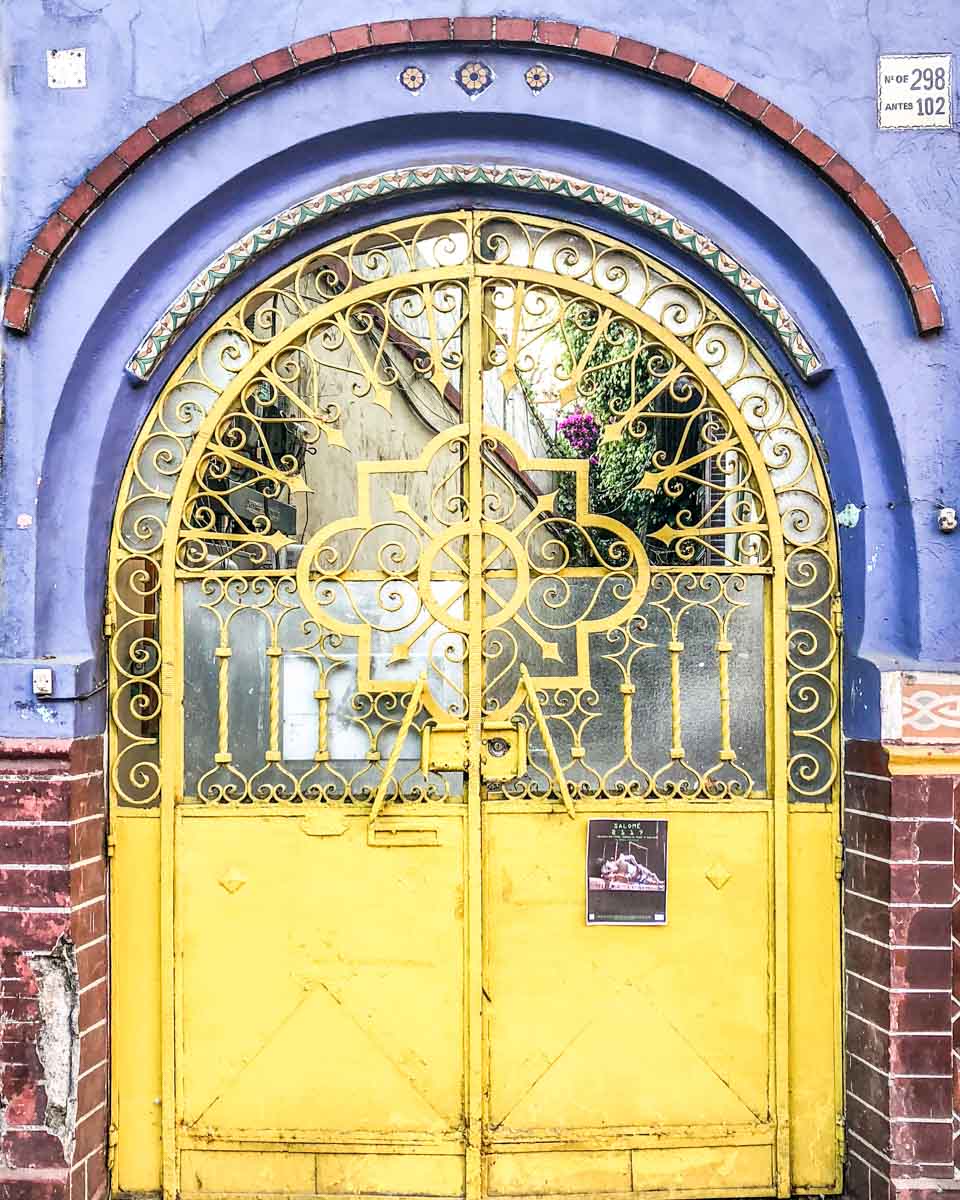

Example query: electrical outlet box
[32,668,54,697]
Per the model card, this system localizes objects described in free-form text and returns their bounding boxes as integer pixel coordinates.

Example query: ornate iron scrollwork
[108,210,839,809]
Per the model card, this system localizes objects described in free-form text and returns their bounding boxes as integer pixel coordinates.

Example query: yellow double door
[173,797,808,1200]
[109,211,844,1198]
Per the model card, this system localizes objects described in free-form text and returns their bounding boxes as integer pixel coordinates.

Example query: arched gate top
[108,208,840,813]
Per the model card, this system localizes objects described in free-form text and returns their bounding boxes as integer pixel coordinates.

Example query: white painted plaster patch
[881,671,904,741]
[47,48,86,89]
[836,502,862,528]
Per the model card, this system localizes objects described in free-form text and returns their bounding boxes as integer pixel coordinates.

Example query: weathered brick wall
[0,738,108,1200]
[844,741,956,1199]
[954,786,960,1174]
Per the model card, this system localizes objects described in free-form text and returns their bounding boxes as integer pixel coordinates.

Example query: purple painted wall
[1,1,958,740]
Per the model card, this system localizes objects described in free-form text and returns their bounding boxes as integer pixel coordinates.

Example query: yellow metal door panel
[629,1145,772,1192]
[484,811,770,1132]
[486,1149,632,1196]
[112,814,163,1193]
[315,1152,465,1195]
[176,812,465,1136]
[787,809,843,1192]
[180,1149,316,1193]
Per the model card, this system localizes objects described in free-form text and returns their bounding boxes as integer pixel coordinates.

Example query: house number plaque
[877,54,953,130]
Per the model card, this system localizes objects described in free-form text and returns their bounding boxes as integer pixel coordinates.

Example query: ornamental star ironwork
[296,424,650,719]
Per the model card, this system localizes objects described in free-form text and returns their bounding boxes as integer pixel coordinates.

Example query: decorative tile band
[882,671,960,746]
[126,162,824,382]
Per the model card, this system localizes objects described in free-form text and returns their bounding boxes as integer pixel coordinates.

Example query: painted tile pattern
[882,670,960,743]
[903,686,960,739]
[126,163,824,382]
[455,60,493,94]
[902,679,960,742]
[524,63,551,91]
[399,65,426,93]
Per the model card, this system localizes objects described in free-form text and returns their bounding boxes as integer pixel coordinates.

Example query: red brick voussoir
[3,16,942,338]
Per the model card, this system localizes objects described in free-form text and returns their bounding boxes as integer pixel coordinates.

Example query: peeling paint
[33,937,80,1161]
[836,502,862,528]
[14,700,58,723]
[0,938,79,1166]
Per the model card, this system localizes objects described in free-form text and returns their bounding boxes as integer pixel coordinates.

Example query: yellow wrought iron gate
[109,211,843,1199]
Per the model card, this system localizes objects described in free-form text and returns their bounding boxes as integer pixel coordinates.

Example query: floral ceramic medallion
[399,65,426,94]
[524,63,552,92]
[456,60,493,96]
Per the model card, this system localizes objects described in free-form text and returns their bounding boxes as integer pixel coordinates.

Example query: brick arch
[4,15,942,336]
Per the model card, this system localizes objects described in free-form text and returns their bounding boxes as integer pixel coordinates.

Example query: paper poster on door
[587,819,667,925]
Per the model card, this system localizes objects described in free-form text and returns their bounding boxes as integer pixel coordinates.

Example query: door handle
[520,665,576,819]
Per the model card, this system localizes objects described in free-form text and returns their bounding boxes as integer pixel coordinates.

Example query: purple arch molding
[4,16,943,339]
[126,163,826,383]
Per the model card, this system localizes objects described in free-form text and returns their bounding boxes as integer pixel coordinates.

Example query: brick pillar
[844,672,960,1200]
[0,737,108,1200]
[954,784,960,1178]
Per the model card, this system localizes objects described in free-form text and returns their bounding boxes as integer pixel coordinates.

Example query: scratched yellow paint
[180,1149,315,1193]
[629,1145,772,1191]
[314,1152,465,1195]
[485,810,770,1137]
[787,809,844,1193]
[176,811,465,1136]
[111,814,162,1191]
[486,1148,632,1195]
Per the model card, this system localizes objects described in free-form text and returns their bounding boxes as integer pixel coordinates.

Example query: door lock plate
[421,720,527,780]
[421,722,468,774]
[479,722,527,781]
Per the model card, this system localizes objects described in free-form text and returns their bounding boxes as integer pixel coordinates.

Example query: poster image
[586,818,668,926]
